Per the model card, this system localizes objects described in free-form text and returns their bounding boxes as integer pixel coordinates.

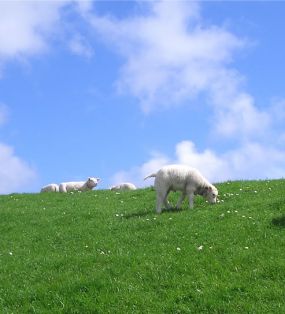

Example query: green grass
[1,180,285,313]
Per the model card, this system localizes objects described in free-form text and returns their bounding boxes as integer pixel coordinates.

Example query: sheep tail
[144,173,157,180]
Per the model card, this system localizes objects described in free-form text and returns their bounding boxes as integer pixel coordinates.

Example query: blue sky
[0,0,285,194]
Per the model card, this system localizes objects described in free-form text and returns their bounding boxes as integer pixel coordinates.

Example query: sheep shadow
[271,215,285,228]
[124,207,184,219]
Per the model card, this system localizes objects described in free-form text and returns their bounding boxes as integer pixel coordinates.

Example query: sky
[0,0,285,194]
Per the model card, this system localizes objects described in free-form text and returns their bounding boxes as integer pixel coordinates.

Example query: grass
[0,180,285,313]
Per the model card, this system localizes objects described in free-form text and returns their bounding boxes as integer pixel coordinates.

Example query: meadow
[0,180,285,313]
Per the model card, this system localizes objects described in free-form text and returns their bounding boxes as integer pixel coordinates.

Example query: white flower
[9,252,13,255]
[245,247,249,249]
[177,247,181,251]
[197,245,204,251]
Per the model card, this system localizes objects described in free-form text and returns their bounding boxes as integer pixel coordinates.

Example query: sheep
[144,164,218,214]
[59,177,100,193]
[110,182,137,191]
[40,183,59,193]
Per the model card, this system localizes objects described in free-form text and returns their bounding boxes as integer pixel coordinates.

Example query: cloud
[87,0,278,143]
[0,1,63,60]
[0,1,92,69]
[0,143,37,194]
[111,140,285,187]
[90,1,244,113]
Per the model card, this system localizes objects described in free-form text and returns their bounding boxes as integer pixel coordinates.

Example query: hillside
[0,180,285,313]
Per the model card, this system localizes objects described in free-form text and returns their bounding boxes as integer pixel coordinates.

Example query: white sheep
[40,183,59,193]
[59,177,100,193]
[110,182,137,191]
[144,164,218,213]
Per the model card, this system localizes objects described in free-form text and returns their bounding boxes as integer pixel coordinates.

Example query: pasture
[0,180,285,313]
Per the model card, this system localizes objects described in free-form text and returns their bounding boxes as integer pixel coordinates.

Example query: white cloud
[213,92,271,139]
[0,143,37,194]
[90,1,244,113]
[0,1,92,68]
[87,0,278,143]
[0,1,63,60]
[111,140,285,187]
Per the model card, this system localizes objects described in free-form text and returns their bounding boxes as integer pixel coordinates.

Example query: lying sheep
[59,177,100,193]
[40,183,59,193]
[110,182,137,191]
[144,164,218,213]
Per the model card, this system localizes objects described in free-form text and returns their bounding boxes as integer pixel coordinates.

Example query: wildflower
[177,247,181,251]
[245,247,249,250]
[197,245,203,251]
[9,252,13,256]
[220,213,225,217]
[169,217,173,220]
[239,188,243,191]
[227,210,231,213]
[115,214,119,217]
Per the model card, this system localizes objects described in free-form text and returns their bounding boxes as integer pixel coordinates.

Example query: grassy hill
[0,180,285,313]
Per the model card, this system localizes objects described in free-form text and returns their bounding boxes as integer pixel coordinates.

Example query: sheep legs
[188,192,194,209]
[175,192,186,209]
[156,190,171,214]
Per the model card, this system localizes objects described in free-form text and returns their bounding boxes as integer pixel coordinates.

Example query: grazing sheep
[110,182,137,191]
[59,177,100,193]
[40,183,59,193]
[144,164,218,213]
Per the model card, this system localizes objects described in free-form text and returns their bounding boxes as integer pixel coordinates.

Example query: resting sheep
[40,183,59,193]
[59,177,100,193]
[110,182,137,191]
[144,164,218,213]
